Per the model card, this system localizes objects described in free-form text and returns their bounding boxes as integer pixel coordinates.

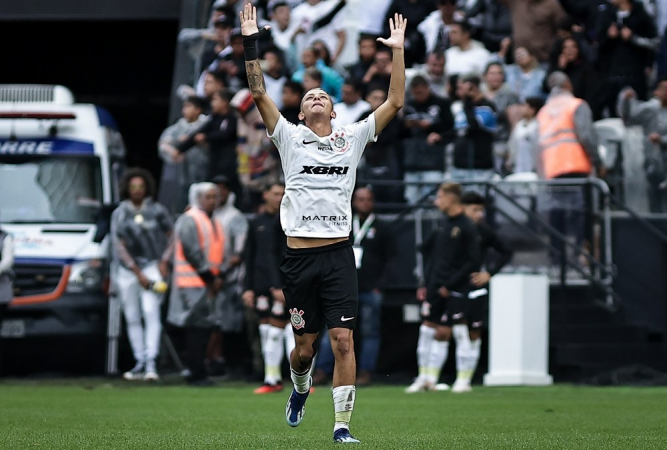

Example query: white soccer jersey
[268,113,378,238]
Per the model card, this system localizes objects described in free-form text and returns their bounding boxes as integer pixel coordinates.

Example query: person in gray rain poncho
[158,96,210,214]
[167,182,225,386]
[618,79,667,213]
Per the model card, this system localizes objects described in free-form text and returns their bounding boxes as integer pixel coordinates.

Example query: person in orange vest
[537,71,604,272]
[167,182,225,386]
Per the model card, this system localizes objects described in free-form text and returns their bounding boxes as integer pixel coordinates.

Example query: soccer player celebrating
[240,4,406,444]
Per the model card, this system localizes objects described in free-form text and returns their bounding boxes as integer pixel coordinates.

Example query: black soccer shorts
[421,290,452,327]
[280,240,358,336]
[254,291,290,322]
[448,288,488,329]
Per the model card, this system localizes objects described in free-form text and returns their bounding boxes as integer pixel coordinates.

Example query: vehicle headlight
[67,259,105,293]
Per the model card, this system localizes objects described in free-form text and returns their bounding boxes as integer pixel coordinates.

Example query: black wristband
[243,33,260,61]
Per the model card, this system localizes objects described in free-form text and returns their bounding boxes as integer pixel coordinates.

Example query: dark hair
[271,1,288,12]
[461,191,485,205]
[525,96,545,113]
[265,181,285,192]
[119,168,156,200]
[366,84,387,95]
[304,67,323,83]
[344,78,364,93]
[460,73,482,87]
[304,46,321,59]
[484,61,504,77]
[451,19,473,34]
[439,0,457,5]
[439,182,462,198]
[358,34,378,45]
[214,88,233,103]
[283,80,305,98]
[207,70,227,86]
[311,40,331,66]
[410,75,430,89]
[184,95,206,110]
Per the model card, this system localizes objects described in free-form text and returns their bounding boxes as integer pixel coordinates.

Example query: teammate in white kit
[240,4,406,444]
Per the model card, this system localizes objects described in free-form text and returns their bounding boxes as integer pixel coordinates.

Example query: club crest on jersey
[330,132,350,153]
[290,308,306,330]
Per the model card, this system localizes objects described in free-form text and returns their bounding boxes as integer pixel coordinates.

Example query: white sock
[332,385,356,432]
[284,323,296,362]
[417,325,436,381]
[460,339,482,384]
[291,366,312,394]
[425,340,449,385]
[264,326,284,385]
[453,324,471,383]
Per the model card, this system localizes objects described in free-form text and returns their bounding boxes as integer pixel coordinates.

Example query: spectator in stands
[506,0,567,63]
[292,46,344,100]
[402,75,454,204]
[312,39,347,75]
[356,87,405,204]
[482,62,521,173]
[618,80,667,212]
[0,218,14,346]
[347,34,379,88]
[201,70,228,106]
[407,50,449,99]
[417,0,456,56]
[280,80,305,124]
[302,67,324,92]
[201,14,236,71]
[215,28,248,93]
[291,0,348,65]
[168,183,224,387]
[158,96,210,214]
[262,47,288,110]
[362,47,394,93]
[112,169,173,382]
[596,0,658,117]
[333,79,371,127]
[449,74,497,182]
[232,89,282,210]
[547,17,597,67]
[537,72,602,268]
[557,0,605,44]
[463,0,513,52]
[177,90,239,194]
[504,46,547,100]
[445,20,491,78]
[208,175,249,379]
[313,187,396,386]
[269,1,302,73]
[545,37,598,112]
[507,97,544,173]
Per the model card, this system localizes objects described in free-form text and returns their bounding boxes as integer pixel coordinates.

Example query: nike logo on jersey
[303,139,317,145]
[299,165,350,175]
[340,316,355,322]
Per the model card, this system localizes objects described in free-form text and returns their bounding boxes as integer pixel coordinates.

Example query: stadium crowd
[101,0,667,386]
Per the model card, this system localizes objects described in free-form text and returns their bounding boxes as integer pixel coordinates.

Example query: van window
[0,156,103,224]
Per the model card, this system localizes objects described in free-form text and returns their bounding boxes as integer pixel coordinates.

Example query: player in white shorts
[240,4,406,444]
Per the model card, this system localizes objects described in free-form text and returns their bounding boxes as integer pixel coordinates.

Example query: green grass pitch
[1,380,665,449]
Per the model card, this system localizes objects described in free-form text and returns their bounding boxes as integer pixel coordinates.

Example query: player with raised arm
[240,4,406,444]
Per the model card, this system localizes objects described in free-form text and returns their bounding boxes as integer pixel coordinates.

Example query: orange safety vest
[537,95,592,179]
[174,207,224,289]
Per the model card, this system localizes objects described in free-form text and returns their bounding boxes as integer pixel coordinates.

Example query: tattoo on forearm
[245,61,266,96]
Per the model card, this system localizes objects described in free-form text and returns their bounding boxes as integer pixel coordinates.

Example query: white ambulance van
[0,85,125,342]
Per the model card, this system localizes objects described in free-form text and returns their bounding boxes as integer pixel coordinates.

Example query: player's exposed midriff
[287,236,349,249]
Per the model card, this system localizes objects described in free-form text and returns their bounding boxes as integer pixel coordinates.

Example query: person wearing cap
[111,169,173,382]
[207,175,249,377]
[167,182,225,387]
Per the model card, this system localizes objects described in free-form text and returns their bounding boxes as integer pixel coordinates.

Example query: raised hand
[377,13,407,50]
[240,3,259,36]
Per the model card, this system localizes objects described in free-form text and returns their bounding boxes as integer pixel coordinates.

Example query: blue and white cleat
[285,387,310,427]
[333,428,360,444]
